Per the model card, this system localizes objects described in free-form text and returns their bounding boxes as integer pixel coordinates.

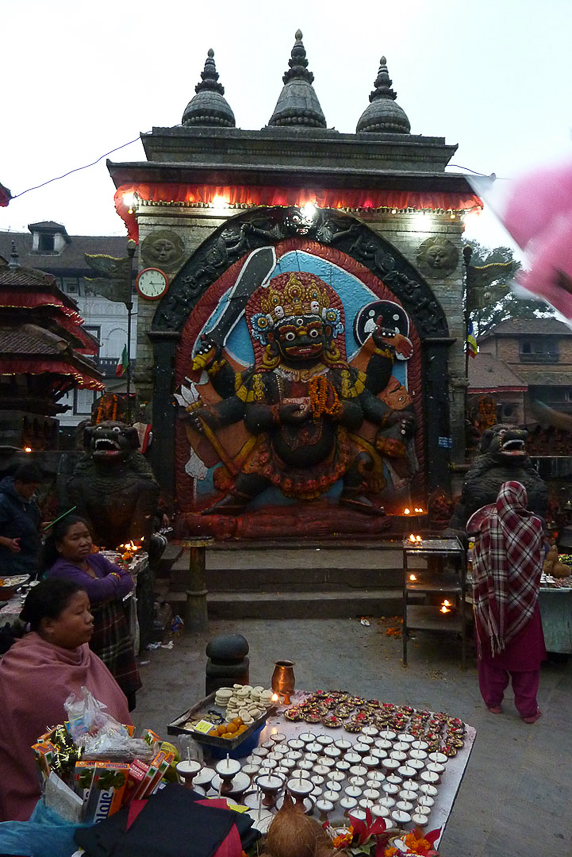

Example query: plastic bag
[0,798,90,857]
[64,686,153,761]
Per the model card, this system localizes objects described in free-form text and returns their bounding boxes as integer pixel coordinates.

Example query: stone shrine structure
[108,33,482,540]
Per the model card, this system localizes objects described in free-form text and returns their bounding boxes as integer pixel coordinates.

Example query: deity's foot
[202,493,250,515]
[339,494,386,516]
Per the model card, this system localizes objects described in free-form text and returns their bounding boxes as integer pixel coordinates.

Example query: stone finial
[356,55,411,134]
[268,30,327,128]
[182,49,236,128]
[8,240,20,271]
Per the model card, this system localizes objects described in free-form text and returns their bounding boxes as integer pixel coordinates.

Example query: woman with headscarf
[467,480,545,723]
[0,578,131,821]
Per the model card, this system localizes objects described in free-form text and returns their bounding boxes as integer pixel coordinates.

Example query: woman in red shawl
[467,480,545,722]
[0,578,131,822]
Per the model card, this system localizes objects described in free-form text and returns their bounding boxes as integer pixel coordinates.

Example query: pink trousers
[477,659,540,719]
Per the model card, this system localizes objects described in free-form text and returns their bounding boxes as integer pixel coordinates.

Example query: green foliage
[466,240,554,336]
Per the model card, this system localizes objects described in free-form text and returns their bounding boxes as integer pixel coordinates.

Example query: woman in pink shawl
[0,578,131,822]
[467,481,545,723]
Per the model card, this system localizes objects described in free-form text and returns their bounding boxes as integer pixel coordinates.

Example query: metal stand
[181,537,214,632]
[402,536,467,668]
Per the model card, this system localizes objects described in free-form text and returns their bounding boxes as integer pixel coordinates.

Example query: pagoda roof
[468,353,527,392]
[479,318,572,339]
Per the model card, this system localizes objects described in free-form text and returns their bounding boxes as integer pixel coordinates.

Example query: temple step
[206,588,403,620]
[165,542,408,619]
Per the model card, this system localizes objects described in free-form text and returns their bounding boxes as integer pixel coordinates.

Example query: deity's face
[150,239,176,263]
[426,246,451,269]
[271,314,329,365]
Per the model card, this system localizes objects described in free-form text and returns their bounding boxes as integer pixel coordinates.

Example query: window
[74,388,95,415]
[62,277,79,294]
[519,338,559,362]
[39,233,55,252]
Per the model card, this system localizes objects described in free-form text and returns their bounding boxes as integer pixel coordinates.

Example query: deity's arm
[363,345,396,396]
[337,395,364,430]
[191,336,238,400]
[190,394,246,431]
[244,401,275,434]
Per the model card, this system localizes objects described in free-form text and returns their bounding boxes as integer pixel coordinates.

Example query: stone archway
[149,207,454,537]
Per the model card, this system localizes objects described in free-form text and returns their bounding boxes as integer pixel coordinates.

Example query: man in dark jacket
[0,465,43,577]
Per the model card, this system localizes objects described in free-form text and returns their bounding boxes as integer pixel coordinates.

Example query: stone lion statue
[67,421,160,549]
[449,423,548,529]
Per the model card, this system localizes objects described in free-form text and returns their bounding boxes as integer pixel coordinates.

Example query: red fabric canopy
[114,182,484,241]
[1,290,82,320]
[0,359,104,390]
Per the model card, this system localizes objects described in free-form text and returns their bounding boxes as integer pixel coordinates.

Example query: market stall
[169,686,476,853]
[0,549,148,653]
[539,572,572,654]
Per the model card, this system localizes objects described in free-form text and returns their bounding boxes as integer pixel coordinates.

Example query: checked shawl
[467,481,543,657]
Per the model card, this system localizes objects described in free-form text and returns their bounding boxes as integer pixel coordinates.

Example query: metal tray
[167,691,276,751]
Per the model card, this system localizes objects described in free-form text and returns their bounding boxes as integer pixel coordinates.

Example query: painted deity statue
[185,267,416,516]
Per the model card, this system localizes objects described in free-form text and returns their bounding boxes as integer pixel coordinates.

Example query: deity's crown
[259,272,329,324]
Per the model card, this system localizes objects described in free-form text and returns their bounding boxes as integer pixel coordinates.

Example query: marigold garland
[308,376,343,420]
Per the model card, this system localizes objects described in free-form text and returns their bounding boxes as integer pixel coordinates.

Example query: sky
[1,0,571,256]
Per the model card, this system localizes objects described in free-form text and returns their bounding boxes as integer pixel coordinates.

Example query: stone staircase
[164,541,408,620]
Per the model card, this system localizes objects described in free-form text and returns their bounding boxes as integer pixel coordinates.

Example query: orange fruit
[226,722,238,734]
[232,717,243,726]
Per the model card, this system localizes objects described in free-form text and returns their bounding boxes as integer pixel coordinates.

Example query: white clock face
[137,268,168,300]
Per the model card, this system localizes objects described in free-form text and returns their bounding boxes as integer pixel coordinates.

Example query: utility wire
[11,135,150,200]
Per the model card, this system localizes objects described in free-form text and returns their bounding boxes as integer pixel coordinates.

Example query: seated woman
[0,578,132,821]
[45,516,142,710]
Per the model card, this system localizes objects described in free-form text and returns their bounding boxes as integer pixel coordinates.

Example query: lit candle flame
[409,574,417,581]
[404,508,410,515]
[440,599,452,614]
[271,693,279,702]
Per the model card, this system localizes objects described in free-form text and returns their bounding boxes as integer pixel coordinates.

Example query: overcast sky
[2,0,570,256]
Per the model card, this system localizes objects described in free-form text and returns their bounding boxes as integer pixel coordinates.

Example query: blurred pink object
[500,157,572,318]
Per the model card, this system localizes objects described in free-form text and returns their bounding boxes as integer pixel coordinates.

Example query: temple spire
[268,30,327,128]
[356,56,411,134]
[182,49,236,128]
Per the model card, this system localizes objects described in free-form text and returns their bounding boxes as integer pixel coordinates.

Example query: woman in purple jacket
[45,515,141,709]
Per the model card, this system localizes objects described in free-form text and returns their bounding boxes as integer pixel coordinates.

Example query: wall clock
[136,267,169,300]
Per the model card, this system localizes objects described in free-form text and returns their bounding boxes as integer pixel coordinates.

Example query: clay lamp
[176,759,202,790]
[378,729,396,740]
[371,804,391,819]
[256,773,285,809]
[299,731,317,744]
[340,796,358,816]
[363,788,381,802]
[315,798,334,821]
[287,738,305,751]
[361,726,378,738]
[215,757,241,796]
[367,772,386,785]
[324,745,341,759]
[287,776,314,810]
[306,741,323,754]
[328,770,346,783]
[270,732,286,744]
[334,738,353,751]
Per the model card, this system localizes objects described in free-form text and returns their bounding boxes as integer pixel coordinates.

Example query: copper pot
[272,659,296,703]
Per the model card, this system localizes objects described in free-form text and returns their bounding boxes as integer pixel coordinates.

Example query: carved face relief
[416,237,459,279]
[141,230,185,272]
[271,314,328,364]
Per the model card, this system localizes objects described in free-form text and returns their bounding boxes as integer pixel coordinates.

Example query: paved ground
[133,615,572,857]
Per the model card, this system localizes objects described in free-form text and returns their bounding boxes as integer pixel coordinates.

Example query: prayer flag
[467,323,478,359]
